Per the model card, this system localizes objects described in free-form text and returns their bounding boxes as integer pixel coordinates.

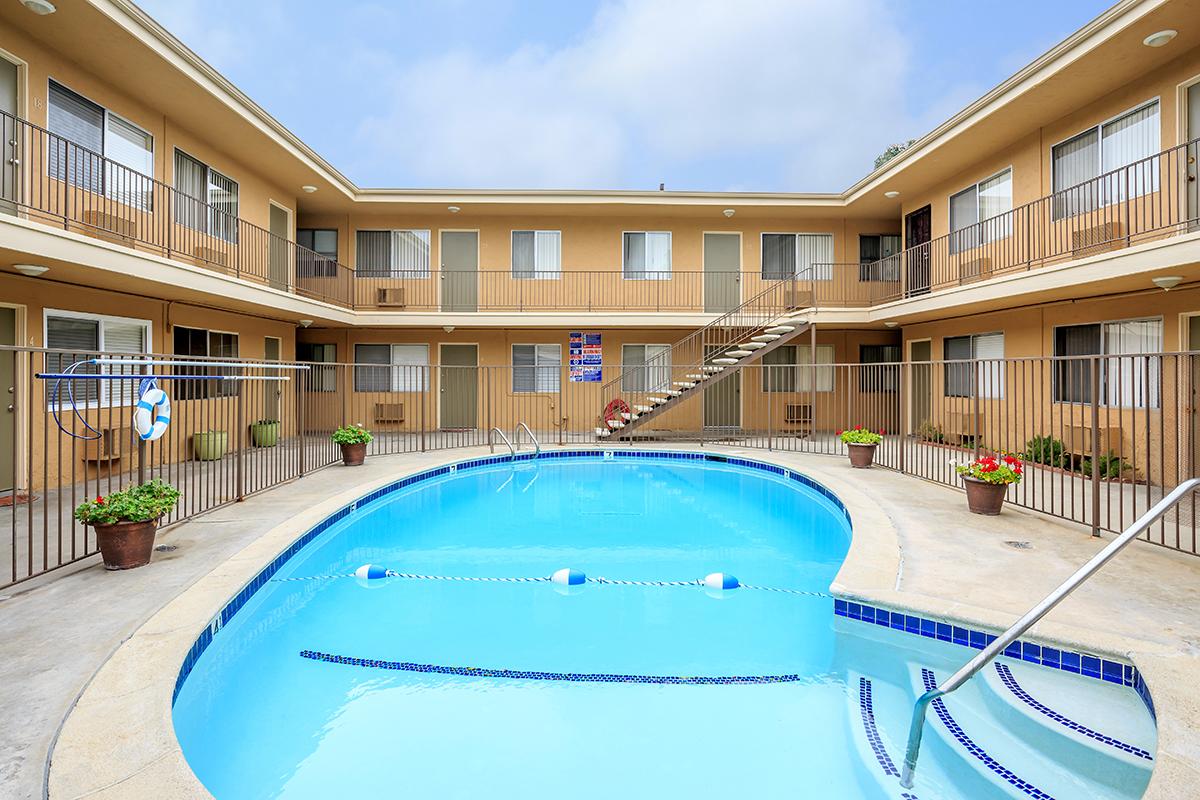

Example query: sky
[136,0,1113,193]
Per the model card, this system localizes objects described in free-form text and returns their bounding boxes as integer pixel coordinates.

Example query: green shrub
[74,479,181,526]
[1024,435,1067,468]
[332,424,373,445]
[1081,452,1131,480]
[916,420,944,443]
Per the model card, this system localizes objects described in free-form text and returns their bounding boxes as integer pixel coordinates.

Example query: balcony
[2,107,1197,317]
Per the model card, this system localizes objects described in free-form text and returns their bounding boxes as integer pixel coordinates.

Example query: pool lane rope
[270,564,832,599]
[299,649,805,685]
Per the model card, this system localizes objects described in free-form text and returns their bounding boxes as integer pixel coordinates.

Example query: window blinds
[48,82,103,192]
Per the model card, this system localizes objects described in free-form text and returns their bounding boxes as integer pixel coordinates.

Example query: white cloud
[349,0,916,190]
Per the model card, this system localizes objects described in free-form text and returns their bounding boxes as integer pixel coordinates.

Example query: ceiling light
[447,206,460,214]
[298,319,313,328]
[13,264,49,277]
[301,185,318,193]
[20,0,56,15]
[884,191,900,199]
[1142,30,1177,48]
[723,209,735,218]
[443,325,455,333]
[1152,276,1182,291]
[884,321,899,328]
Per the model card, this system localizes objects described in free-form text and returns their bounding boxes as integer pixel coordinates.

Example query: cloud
[348,0,915,191]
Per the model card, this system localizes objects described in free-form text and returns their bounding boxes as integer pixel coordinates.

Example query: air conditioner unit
[944,408,983,442]
[193,245,229,268]
[374,402,405,424]
[784,288,814,309]
[1071,222,1124,258]
[82,210,136,239]
[377,288,407,308]
[1063,424,1121,457]
[80,426,124,464]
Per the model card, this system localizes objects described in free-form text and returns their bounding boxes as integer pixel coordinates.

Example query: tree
[874,139,917,170]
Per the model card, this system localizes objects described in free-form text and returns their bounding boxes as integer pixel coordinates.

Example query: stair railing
[899,477,1200,788]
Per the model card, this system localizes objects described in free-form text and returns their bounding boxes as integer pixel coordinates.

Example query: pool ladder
[489,422,541,460]
[899,476,1200,788]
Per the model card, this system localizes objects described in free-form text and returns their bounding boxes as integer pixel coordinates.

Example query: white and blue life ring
[133,381,171,442]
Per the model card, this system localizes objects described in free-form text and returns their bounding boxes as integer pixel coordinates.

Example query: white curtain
[624,232,670,280]
[1103,319,1161,408]
[207,169,238,243]
[393,229,431,277]
[513,230,561,278]
[796,344,835,391]
[1052,129,1100,218]
[978,169,1012,242]
[391,344,428,392]
[949,186,979,254]
[973,333,1005,399]
[796,233,833,280]
[173,150,207,231]
[1102,102,1160,201]
[104,115,153,211]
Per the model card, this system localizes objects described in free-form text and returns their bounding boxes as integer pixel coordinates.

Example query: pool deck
[3,444,1199,798]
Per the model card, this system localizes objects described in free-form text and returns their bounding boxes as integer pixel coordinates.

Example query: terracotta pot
[341,442,367,466]
[92,520,157,570]
[847,443,877,468]
[963,476,1009,515]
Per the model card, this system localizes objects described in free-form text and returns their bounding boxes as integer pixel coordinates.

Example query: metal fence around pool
[4,346,1200,588]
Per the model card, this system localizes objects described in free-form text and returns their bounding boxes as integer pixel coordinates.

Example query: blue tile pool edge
[834,598,1156,723]
[171,448,852,704]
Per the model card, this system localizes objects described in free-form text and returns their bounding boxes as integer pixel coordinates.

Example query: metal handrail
[514,422,540,456]
[899,476,1200,788]
[489,427,515,459]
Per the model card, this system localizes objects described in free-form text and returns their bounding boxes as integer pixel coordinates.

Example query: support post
[235,383,245,502]
[1090,358,1101,536]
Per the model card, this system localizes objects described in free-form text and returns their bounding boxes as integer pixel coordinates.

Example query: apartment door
[704,345,740,429]
[1187,80,1200,230]
[909,339,932,437]
[440,344,477,430]
[905,205,932,297]
[263,336,281,422]
[441,232,478,312]
[268,204,289,290]
[0,56,18,214]
[1,307,15,491]
[703,233,740,313]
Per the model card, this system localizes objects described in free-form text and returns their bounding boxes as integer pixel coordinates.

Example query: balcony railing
[845,136,1200,305]
[0,109,357,307]
[2,107,1197,314]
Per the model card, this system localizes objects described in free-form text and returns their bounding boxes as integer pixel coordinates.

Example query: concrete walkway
[4,444,1200,798]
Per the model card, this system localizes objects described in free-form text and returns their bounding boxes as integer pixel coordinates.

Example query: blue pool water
[173,454,1155,799]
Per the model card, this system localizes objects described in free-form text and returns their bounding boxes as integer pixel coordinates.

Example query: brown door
[905,205,932,297]
[0,307,15,491]
[0,56,18,214]
[440,344,478,429]
[269,204,289,290]
[703,233,740,313]
[704,345,740,429]
[441,232,478,312]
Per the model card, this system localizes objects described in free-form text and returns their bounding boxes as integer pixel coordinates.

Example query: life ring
[133,382,171,441]
[602,397,632,427]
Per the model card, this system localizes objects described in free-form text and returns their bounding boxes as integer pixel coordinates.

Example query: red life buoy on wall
[602,397,632,428]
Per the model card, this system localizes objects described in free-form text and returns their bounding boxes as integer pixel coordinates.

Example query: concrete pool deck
[4,445,1199,798]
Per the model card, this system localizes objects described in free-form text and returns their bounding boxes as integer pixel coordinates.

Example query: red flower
[854,425,862,430]
[879,429,886,435]
[95,496,105,504]
[835,430,843,436]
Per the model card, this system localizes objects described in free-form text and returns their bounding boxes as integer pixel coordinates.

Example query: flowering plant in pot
[838,425,884,468]
[74,479,182,570]
[955,454,1022,515]
[332,424,373,466]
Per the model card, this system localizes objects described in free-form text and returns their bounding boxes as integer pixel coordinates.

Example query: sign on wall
[569,332,602,382]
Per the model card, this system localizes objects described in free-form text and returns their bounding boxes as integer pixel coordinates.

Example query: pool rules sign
[569,332,602,382]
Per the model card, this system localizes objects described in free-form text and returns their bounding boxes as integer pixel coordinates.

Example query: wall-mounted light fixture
[1152,276,1183,291]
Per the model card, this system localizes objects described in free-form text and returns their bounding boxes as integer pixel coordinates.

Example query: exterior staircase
[596,276,813,440]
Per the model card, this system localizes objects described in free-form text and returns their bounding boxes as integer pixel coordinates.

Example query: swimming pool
[172,451,1155,799]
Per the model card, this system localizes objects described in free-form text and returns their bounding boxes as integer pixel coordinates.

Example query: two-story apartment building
[1,0,1199,518]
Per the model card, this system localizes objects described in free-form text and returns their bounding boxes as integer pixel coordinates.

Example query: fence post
[296,369,306,478]
[421,366,427,453]
[235,383,245,502]
[1090,359,1101,537]
[558,373,564,447]
[972,372,981,461]
[898,361,906,475]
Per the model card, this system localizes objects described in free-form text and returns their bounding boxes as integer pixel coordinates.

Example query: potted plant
[193,430,228,461]
[838,425,884,468]
[332,424,373,466]
[955,454,1023,515]
[250,419,280,447]
[74,479,182,570]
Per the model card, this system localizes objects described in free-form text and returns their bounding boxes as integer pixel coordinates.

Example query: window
[297,229,338,278]
[513,344,560,393]
[949,169,1012,254]
[173,150,239,243]
[859,344,901,392]
[1052,100,1160,219]
[353,344,429,392]
[297,342,337,392]
[173,326,239,399]
[762,233,833,280]
[621,344,670,392]
[512,231,561,279]
[943,333,1005,399]
[356,230,431,278]
[1053,318,1161,407]
[762,344,835,392]
[623,232,671,280]
[48,81,153,210]
[858,234,901,281]
[44,311,151,407]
